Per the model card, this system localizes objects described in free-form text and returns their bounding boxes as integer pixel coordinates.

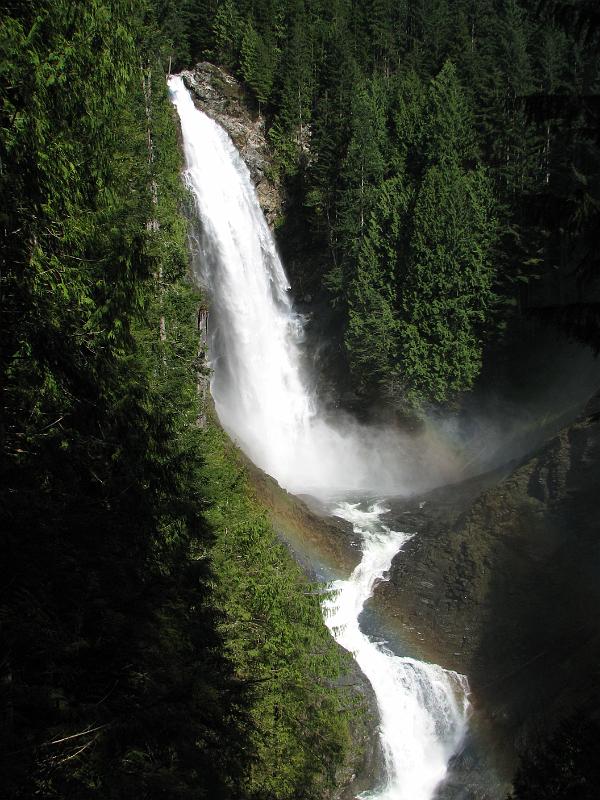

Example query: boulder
[181,63,284,228]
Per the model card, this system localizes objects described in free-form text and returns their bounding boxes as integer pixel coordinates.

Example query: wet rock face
[334,660,386,800]
[374,391,600,771]
[181,63,284,228]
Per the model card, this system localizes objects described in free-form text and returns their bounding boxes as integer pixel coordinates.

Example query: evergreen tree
[397,63,496,408]
[423,60,478,167]
[331,75,387,299]
[388,68,426,175]
[399,161,496,406]
[306,30,358,245]
[240,17,277,107]
[212,0,244,68]
[366,0,399,75]
[345,176,413,395]
[268,0,314,174]
[421,0,452,73]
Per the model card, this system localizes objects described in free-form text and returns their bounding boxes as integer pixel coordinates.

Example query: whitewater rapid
[169,75,470,799]
[323,502,469,799]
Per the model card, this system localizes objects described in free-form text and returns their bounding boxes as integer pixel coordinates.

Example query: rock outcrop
[374,392,600,773]
[181,63,284,228]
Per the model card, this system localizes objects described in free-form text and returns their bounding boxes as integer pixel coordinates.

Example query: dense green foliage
[0,2,356,797]
[341,63,496,407]
[162,0,600,411]
[2,1,599,797]
[197,426,355,798]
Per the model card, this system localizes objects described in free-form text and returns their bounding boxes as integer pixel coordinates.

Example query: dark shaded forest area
[1,3,359,798]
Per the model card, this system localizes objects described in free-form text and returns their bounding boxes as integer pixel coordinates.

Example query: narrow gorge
[3,4,599,799]
[170,74,473,799]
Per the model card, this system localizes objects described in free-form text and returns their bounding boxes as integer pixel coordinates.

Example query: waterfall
[169,75,469,799]
[168,75,461,497]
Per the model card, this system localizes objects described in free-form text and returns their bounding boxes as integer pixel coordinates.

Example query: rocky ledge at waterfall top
[181,63,284,229]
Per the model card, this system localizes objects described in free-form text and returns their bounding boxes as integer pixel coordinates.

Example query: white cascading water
[169,75,469,799]
[168,76,461,497]
[323,502,469,800]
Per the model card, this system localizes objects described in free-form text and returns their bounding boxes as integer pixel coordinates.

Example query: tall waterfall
[169,75,469,799]
[168,75,460,497]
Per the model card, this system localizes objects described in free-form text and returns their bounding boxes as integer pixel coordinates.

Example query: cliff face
[375,392,600,768]
[181,63,284,228]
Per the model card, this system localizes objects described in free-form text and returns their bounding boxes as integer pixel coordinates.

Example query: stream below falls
[323,501,468,800]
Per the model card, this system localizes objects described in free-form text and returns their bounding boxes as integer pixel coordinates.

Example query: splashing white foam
[323,502,469,800]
